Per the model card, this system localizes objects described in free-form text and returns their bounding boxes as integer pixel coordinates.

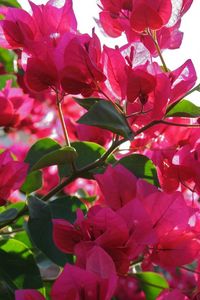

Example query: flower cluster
[0,0,200,299]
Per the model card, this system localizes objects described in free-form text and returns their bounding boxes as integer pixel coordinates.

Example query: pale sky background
[18,0,200,103]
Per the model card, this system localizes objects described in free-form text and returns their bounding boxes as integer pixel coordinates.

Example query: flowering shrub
[0,0,200,299]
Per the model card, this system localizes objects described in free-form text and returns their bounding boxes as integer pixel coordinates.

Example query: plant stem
[0,228,24,235]
[135,120,160,135]
[149,30,168,72]
[42,116,197,201]
[1,138,126,226]
[98,87,124,114]
[42,138,126,201]
[56,91,77,172]
[184,83,200,97]
[180,266,200,275]
[135,119,200,136]
[57,101,71,147]
[159,120,200,128]
[0,205,28,230]
[166,83,200,113]
[154,40,168,72]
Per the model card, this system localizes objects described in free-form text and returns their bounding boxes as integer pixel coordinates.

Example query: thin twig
[56,92,71,147]
[42,138,126,201]
[148,30,168,72]
[0,205,28,230]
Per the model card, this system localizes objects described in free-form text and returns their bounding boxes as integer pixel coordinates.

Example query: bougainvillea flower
[102,45,127,100]
[140,191,200,267]
[95,164,158,210]
[53,206,130,273]
[173,144,200,194]
[141,191,195,237]
[126,66,156,103]
[101,43,152,101]
[0,81,34,128]
[149,148,181,193]
[126,71,171,126]
[25,31,106,95]
[156,20,183,51]
[99,11,125,38]
[130,0,172,32]
[0,150,28,206]
[24,56,59,92]
[0,8,36,49]
[151,231,200,267]
[178,0,193,18]
[51,246,117,300]
[99,0,191,56]
[114,275,145,300]
[150,144,200,194]
[95,164,138,210]
[60,33,106,96]
[169,59,197,103]
[29,0,77,38]
[53,206,129,250]
[137,20,183,57]
[118,198,157,259]
[0,0,77,50]
[157,289,189,300]
[15,289,45,300]
[168,267,197,296]
[192,292,200,300]
[100,0,132,14]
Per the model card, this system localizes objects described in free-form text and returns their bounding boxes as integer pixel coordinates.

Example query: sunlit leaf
[25,138,61,171]
[0,239,43,296]
[136,272,169,300]
[78,100,134,139]
[117,154,159,186]
[166,99,200,118]
[21,170,42,194]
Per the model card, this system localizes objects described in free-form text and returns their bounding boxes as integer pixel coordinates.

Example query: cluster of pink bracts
[0,0,200,299]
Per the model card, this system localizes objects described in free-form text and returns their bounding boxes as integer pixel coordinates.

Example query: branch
[159,120,200,128]
[135,119,200,136]
[166,83,200,113]
[56,91,71,147]
[0,205,28,230]
[42,138,127,201]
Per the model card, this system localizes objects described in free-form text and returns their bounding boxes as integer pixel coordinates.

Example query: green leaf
[0,283,14,300]
[0,202,25,216]
[77,100,134,139]
[21,170,42,194]
[74,97,101,110]
[0,74,17,89]
[49,196,87,223]
[14,230,32,249]
[0,208,18,225]
[0,0,21,7]
[58,141,115,179]
[31,146,78,171]
[117,154,159,186]
[43,281,52,300]
[8,202,26,213]
[0,239,43,293]
[136,272,169,300]
[0,202,27,230]
[75,189,97,203]
[27,196,73,266]
[0,48,16,73]
[25,138,61,171]
[166,99,200,118]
